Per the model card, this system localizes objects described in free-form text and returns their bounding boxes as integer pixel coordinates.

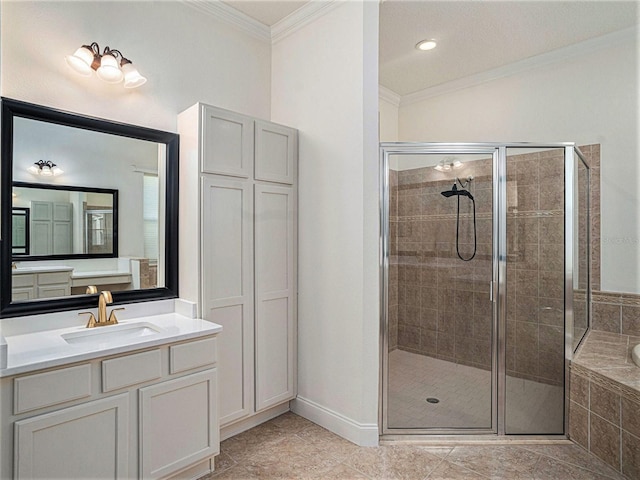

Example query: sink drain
[426,397,440,404]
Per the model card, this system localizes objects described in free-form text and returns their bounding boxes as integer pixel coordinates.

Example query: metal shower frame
[379,142,591,439]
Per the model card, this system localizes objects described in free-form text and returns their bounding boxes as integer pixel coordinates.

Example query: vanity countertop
[71,270,132,278]
[0,313,222,377]
[12,266,74,274]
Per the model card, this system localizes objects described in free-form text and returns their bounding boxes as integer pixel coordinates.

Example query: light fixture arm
[102,47,123,60]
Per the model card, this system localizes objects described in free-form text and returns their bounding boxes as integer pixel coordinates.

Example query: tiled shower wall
[505,148,566,386]
[389,157,494,371]
[388,147,597,386]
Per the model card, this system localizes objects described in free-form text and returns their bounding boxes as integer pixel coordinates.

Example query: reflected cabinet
[179,103,297,432]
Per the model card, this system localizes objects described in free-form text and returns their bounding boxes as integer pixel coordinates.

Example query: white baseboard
[291,396,379,447]
[220,403,290,441]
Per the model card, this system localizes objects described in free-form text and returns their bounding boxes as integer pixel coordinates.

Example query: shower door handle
[490,281,497,302]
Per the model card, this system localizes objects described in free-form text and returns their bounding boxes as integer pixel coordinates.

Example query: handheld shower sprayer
[440,176,477,261]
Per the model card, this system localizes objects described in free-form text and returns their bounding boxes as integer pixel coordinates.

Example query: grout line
[518,444,624,480]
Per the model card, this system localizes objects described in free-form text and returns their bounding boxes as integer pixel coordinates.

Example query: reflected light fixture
[416,39,437,51]
[28,160,64,177]
[65,42,147,88]
[434,158,462,172]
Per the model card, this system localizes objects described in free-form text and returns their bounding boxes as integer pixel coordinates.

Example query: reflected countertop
[71,270,131,278]
[12,266,74,274]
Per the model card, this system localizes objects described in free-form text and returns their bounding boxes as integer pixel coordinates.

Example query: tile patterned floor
[388,350,564,433]
[204,412,626,479]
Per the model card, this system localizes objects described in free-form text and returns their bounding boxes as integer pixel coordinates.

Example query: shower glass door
[504,147,566,435]
[383,147,498,432]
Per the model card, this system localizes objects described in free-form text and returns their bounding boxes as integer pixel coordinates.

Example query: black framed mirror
[1,98,179,317]
[11,207,30,255]
[12,182,118,260]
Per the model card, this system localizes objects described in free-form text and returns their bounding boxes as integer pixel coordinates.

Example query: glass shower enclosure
[380,143,590,437]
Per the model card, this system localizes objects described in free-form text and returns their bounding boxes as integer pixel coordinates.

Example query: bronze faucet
[79,289,123,328]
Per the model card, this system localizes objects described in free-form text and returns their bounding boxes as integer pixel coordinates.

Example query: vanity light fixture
[28,160,63,177]
[416,39,437,51]
[434,158,462,172]
[65,42,147,88]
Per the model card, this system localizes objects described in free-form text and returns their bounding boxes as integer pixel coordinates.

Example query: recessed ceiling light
[416,39,437,51]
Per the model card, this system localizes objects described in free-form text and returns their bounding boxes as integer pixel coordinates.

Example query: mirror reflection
[11,207,29,255]
[9,116,164,302]
[12,183,117,257]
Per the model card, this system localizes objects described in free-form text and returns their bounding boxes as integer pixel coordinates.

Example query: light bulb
[453,160,463,169]
[97,53,123,83]
[52,166,64,176]
[121,62,147,88]
[65,46,94,76]
[40,165,53,176]
[27,165,40,175]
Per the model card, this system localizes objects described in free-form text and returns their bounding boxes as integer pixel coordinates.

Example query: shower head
[441,183,474,200]
[441,186,458,198]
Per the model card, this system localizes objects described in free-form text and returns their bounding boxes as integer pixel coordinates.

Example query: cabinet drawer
[102,350,161,392]
[37,285,69,298]
[14,364,92,415]
[170,337,217,374]
[37,271,70,285]
[12,274,35,288]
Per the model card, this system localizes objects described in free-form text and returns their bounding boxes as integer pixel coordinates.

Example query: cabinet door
[12,287,35,302]
[201,176,254,425]
[254,184,296,411]
[53,203,73,254]
[201,105,253,178]
[254,120,296,185]
[30,222,52,256]
[14,393,129,479]
[139,370,218,480]
[37,284,70,298]
[30,201,53,255]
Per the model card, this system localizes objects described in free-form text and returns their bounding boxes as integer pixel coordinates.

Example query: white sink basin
[62,322,164,345]
[632,344,640,368]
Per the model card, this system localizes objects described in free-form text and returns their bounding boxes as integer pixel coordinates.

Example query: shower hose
[455,193,477,262]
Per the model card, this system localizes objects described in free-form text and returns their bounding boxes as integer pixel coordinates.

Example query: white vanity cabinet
[178,103,297,436]
[1,336,220,480]
[12,268,72,301]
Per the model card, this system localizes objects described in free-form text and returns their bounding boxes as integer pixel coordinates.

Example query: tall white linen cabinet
[178,103,297,438]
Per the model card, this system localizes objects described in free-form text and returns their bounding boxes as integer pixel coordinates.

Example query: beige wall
[395,31,639,294]
[1,1,272,131]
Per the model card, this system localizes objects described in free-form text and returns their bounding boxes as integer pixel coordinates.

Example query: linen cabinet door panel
[254,121,296,185]
[30,221,52,256]
[207,303,253,425]
[14,393,129,480]
[254,184,296,411]
[201,177,254,425]
[139,370,218,480]
[53,220,73,255]
[201,105,253,178]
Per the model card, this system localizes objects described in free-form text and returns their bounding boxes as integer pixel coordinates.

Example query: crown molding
[401,26,638,107]
[378,85,400,107]
[271,1,344,44]
[182,0,271,42]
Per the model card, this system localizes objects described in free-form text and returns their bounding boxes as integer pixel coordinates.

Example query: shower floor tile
[388,349,563,433]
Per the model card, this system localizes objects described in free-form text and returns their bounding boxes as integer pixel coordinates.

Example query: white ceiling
[221,0,638,96]
[380,0,638,96]
[221,0,308,26]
